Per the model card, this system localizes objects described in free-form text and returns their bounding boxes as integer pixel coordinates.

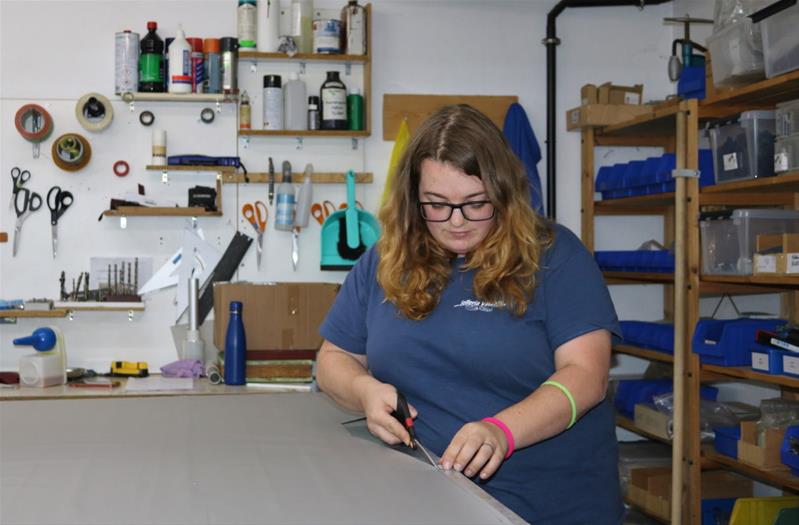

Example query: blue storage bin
[780,425,799,476]
[620,320,674,353]
[595,165,614,192]
[783,352,799,378]
[698,149,715,188]
[714,426,741,459]
[701,498,737,525]
[678,65,706,100]
[594,250,674,273]
[655,154,676,182]
[624,160,648,188]
[692,318,787,366]
[611,163,628,189]
[640,157,661,185]
[613,378,718,418]
[750,343,785,374]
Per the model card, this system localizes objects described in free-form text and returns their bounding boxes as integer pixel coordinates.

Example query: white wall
[1,0,677,371]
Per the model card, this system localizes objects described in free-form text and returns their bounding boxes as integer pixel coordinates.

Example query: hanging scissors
[242,200,268,269]
[47,186,74,259]
[12,187,42,257]
[9,167,31,212]
[311,200,338,225]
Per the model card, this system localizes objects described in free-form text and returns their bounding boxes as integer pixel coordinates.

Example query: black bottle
[320,71,347,130]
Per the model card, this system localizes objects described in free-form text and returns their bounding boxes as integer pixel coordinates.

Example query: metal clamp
[120,216,128,229]
[299,62,307,75]
[671,169,700,179]
[240,136,250,149]
[345,63,352,76]
[352,138,359,151]
[296,137,304,150]
[128,309,135,322]
[161,170,169,183]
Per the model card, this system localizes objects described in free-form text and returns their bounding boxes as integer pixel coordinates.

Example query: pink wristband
[482,417,515,459]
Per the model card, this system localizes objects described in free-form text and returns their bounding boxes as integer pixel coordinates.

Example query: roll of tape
[200,107,215,124]
[113,160,130,177]
[139,110,155,126]
[52,133,92,172]
[14,104,54,143]
[76,93,113,132]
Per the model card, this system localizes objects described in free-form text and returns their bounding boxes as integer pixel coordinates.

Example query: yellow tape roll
[52,133,92,172]
[75,93,113,132]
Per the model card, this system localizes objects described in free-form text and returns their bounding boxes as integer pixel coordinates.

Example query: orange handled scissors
[242,200,267,269]
[311,200,337,225]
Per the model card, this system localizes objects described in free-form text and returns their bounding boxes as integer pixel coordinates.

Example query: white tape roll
[76,93,113,132]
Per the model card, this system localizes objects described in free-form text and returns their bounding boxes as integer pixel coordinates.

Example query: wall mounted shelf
[146,165,236,174]
[238,130,370,138]
[0,309,68,319]
[221,172,373,184]
[102,207,222,218]
[238,51,369,64]
[118,93,237,104]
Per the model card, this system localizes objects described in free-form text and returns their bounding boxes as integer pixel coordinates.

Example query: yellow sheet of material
[381,118,410,209]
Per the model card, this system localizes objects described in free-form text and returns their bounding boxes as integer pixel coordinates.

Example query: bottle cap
[147,21,158,30]
[220,37,239,52]
[204,38,221,54]
[326,71,340,80]
[349,87,361,95]
[289,72,299,82]
[175,26,186,39]
[187,37,203,50]
[263,75,282,88]
[229,301,243,313]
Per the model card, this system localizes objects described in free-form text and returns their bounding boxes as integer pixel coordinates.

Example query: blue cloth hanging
[503,102,544,214]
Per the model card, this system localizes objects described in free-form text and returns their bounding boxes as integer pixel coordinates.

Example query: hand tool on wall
[392,391,438,467]
[268,156,276,205]
[311,200,363,225]
[292,164,314,271]
[9,167,31,212]
[46,186,74,259]
[12,187,42,257]
[242,200,268,269]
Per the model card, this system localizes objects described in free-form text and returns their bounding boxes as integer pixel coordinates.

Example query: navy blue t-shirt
[320,224,623,525]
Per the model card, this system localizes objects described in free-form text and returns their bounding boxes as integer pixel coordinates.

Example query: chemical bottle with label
[307,95,321,130]
[168,26,192,94]
[263,74,283,129]
[320,71,347,130]
[291,0,313,54]
[204,38,222,93]
[340,0,366,55]
[239,90,251,130]
[347,87,363,131]
[275,160,296,231]
[187,37,205,93]
[284,73,307,131]
[139,21,165,92]
[237,0,257,49]
[223,301,246,385]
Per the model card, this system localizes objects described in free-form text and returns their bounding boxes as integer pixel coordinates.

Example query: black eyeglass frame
[418,200,496,222]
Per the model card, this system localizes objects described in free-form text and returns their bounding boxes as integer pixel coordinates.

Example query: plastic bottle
[340,0,366,56]
[237,0,257,49]
[187,37,205,93]
[320,71,347,130]
[275,160,296,231]
[307,95,321,130]
[204,38,222,93]
[239,90,251,130]
[168,26,192,94]
[347,87,364,131]
[221,37,239,94]
[290,0,313,54]
[257,0,280,52]
[163,37,174,91]
[139,21,165,92]
[263,74,283,130]
[12,327,67,388]
[224,301,246,385]
[284,72,307,131]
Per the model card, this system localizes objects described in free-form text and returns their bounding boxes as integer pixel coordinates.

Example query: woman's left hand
[439,421,508,480]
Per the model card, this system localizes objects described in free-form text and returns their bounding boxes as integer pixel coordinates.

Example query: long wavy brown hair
[377,104,552,320]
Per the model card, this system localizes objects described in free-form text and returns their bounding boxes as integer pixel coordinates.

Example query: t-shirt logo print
[453,299,503,312]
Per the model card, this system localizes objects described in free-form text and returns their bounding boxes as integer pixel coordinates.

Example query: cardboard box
[213,282,340,353]
[565,103,653,131]
[598,82,644,105]
[580,84,598,105]
[754,233,799,274]
[628,466,670,510]
[634,403,672,441]
[738,420,789,470]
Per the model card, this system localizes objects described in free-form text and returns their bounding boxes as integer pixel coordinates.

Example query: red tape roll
[15,104,54,143]
[113,160,130,177]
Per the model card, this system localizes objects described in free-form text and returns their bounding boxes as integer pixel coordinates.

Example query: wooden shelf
[700,274,799,288]
[599,101,680,138]
[700,171,799,195]
[622,497,670,524]
[221,172,373,184]
[238,50,369,64]
[54,302,145,312]
[118,93,236,103]
[703,448,799,493]
[594,193,674,215]
[604,271,674,284]
[102,207,222,217]
[702,69,799,108]
[239,129,370,138]
[616,415,671,445]
[146,165,235,173]
[0,309,68,319]
[614,344,674,364]
[701,364,799,388]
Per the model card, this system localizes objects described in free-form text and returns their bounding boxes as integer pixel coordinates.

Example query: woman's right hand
[354,376,418,447]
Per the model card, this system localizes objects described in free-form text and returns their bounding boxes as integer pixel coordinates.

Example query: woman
[317,104,622,525]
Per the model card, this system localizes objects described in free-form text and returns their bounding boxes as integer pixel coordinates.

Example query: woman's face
[418,159,496,256]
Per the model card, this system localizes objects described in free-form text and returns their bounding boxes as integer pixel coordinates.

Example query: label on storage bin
[784,354,799,376]
[624,92,638,104]
[775,152,789,173]
[787,253,799,273]
[751,352,770,371]
[723,153,739,172]
[755,254,777,274]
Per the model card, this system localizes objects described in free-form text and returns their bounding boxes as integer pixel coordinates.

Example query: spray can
[187,37,205,93]
[224,301,246,385]
[275,160,296,231]
[221,37,239,94]
[115,30,139,94]
[284,72,307,131]
[263,74,283,130]
[307,95,321,130]
[168,27,192,94]
[320,71,347,130]
[239,90,251,130]
[139,21,164,92]
[257,0,280,52]
[204,38,222,93]
[341,0,366,55]
[13,327,67,388]
[237,0,258,49]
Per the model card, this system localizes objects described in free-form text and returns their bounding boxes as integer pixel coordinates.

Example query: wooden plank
[699,192,796,206]
[702,448,799,492]
[364,3,372,138]
[238,51,369,64]
[118,93,235,103]
[594,206,671,216]
[594,193,675,211]
[594,135,674,148]
[701,172,799,194]
[615,415,671,445]
[0,309,69,319]
[239,129,370,137]
[382,94,517,140]
[701,364,799,389]
[614,344,674,364]
[603,272,674,284]
[221,172,373,184]
[102,207,222,217]
[598,101,679,137]
[146,165,235,173]
[581,129,595,251]
[701,274,799,288]
[702,69,799,108]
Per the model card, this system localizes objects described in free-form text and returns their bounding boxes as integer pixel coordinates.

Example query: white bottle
[284,72,307,131]
[237,0,257,49]
[257,0,280,52]
[262,74,283,130]
[290,0,313,54]
[168,26,192,93]
[275,160,296,231]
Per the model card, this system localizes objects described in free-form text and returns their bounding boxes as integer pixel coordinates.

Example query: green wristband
[541,380,577,429]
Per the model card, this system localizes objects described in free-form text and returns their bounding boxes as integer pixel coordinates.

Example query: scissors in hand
[9,167,31,212]
[47,186,74,259]
[242,200,268,269]
[12,187,42,257]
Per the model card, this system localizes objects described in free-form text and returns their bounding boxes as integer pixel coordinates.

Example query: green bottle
[347,88,364,131]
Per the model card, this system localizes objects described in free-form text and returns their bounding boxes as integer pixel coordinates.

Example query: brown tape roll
[14,104,54,143]
[52,133,92,172]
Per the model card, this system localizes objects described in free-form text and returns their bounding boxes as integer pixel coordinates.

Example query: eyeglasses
[418,200,495,222]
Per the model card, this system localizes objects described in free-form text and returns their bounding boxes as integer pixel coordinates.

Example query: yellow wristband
[541,380,577,429]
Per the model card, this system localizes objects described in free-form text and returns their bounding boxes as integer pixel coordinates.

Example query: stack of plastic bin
[758,0,799,79]
[707,111,776,184]
[775,99,799,174]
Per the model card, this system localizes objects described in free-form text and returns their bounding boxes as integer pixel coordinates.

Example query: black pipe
[544,0,671,220]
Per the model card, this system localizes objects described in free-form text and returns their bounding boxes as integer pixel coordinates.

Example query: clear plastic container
[760,1,799,78]
[707,110,775,183]
[775,133,799,174]
[706,17,765,87]
[776,99,799,137]
[700,208,799,275]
